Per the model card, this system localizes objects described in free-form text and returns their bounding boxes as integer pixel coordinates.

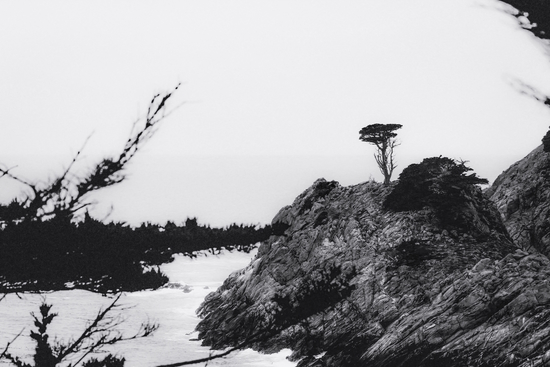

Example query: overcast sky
[1,0,550,227]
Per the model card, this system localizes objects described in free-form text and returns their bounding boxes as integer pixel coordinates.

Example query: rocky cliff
[197,157,550,366]
[487,145,550,255]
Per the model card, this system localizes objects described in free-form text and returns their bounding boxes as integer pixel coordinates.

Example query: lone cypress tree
[359,123,402,185]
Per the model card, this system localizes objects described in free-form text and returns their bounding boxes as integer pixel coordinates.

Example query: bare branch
[154,329,272,367]
[0,83,182,223]
[51,293,158,366]
[56,294,124,362]
[506,76,550,107]
[0,165,38,196]
[0,328,26,363]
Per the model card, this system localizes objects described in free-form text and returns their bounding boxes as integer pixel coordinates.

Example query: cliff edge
[197,162,550,366]
[487,145,550,255]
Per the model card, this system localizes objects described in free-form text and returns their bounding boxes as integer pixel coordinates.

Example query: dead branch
[0,328,25,361]
[0,83,182,223]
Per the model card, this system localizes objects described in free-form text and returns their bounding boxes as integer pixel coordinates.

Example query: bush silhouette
[384,156,488,228]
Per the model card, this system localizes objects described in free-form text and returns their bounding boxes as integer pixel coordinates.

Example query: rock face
[197,175,550,366]
[487,145,550,255]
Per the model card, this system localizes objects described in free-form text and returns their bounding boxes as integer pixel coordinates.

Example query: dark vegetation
[298,180,339,214]
[0,85,276,367]
[195,261,357,364]
[384,157,489,228]
[0,84,273,294]
[271,263,357,328]
[359,123,402,185]
[1,295,156,367]
[0,213,273,293]
[270,221,291,236]
[269,263,358,365]
[4,2,548,365]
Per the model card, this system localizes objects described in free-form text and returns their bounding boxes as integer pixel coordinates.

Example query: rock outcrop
[487,145,550,255]
[197,171,550,366]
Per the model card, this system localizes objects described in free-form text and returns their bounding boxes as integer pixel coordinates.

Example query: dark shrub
[83,355,125,367]
[271,221,291,236]
[384,157,488,228]
[299,180,339,214]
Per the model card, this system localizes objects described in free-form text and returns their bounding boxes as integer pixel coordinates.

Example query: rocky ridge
[197,151,550,366]
[487,145,550,255]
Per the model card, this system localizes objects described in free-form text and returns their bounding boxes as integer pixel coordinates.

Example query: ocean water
[0,249,295,367]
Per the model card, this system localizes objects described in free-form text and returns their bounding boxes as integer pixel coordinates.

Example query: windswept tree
[359,123,402,185]
[0,85,182,366]
[0,84,181,224]
[1,295,157,367]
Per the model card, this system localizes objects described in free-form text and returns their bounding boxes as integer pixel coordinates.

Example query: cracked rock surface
[197,152,550,366]
[487,145,550,256]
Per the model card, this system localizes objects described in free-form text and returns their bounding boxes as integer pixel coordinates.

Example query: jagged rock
[487,145,550,255]
[542,129,550,152]
[195,175,550,366]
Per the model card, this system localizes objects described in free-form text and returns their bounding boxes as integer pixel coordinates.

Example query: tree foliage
[0,85,180,292]
[0,84,274,294]
[194,261,357,365]
[0,84,283,367]
[384,156,488,228]
[0,84,181,223]
[0,213,272,294]
[1,295,155,367]
[359,123,402,185]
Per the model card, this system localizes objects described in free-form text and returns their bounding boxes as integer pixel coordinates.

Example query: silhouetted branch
[0,83,182,223]
[55,293,157,364]
[155,334,262,367]
[506,76,550,107]
[0,293,158,367]
[0,328,25,361]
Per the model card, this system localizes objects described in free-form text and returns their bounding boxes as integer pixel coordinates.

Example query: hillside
[487,145,550,255]
[196,158,550,366]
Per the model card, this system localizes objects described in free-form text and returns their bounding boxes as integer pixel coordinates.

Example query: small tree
[0,86,177,366]
[359,123,402,185]
[384,156,489,229]
[1,295,157,367]
[0,83,181,223]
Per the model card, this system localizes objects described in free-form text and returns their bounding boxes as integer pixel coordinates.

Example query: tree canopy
[384,156,489,229]
[359,123,402,146]
[359,123,402,185]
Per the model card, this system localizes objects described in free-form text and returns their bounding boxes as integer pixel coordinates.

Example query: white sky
[1,0,550,227]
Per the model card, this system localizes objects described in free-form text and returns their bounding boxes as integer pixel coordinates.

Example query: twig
[0,328,25,360]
